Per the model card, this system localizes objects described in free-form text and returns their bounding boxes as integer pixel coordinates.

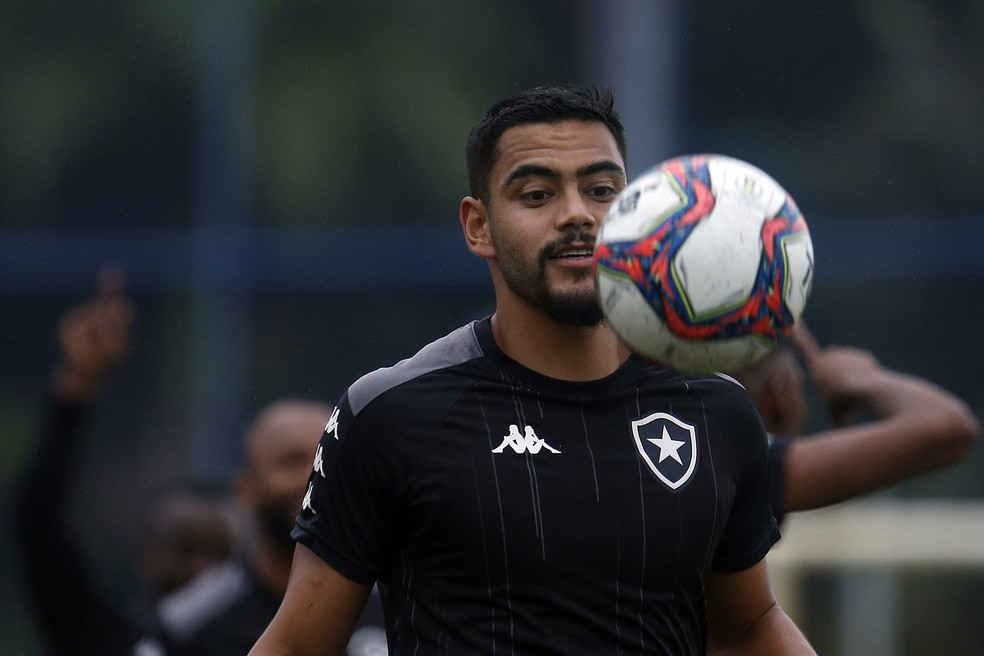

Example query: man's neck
[489,309,626,382]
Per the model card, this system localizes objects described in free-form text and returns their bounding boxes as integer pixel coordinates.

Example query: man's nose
[556,191,598,231]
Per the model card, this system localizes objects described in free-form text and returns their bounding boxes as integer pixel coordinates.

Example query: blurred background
[2,1,982,653]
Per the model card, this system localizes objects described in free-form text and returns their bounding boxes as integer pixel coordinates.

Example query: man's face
[479,120,626,326]
[240,407,327,556]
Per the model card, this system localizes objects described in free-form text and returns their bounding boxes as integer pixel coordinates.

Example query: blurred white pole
[584,0,683,178]
[837,570,900,656]
[771,499,984,653]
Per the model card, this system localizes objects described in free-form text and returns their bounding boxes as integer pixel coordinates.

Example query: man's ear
[460,196,494,259]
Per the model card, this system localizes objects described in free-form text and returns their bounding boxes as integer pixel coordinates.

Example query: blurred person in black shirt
[12,269,237,655]
[162,399,386,656]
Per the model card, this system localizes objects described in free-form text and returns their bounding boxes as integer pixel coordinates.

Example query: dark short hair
[465,85,627,203]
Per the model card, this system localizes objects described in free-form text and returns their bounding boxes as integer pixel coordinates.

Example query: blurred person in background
[11,268,238,656]
[736,322,980,526]
[163,398,386,656]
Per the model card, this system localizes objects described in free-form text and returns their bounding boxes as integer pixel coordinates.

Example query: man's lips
[549,244,595,261]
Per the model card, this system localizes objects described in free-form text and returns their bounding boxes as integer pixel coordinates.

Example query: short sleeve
[710,393,782,573]
[767,436,792,527]
[292,392,403,584]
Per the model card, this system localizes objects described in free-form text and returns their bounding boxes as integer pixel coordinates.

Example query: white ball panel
[781,231,814,320]
[599,169,686,243]
[708,156,787,218]
[596,270,665,352]
[640,327,775,374]
[598,268,773,374]
[674,199,763,317]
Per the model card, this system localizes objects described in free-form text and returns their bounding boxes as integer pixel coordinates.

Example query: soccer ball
[594,153,814,374]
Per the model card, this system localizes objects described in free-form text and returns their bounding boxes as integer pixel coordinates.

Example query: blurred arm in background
[11,268,235,655]
[739,322,980,523]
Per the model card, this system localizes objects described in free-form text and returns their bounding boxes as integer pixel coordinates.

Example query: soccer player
[250,85,815,655]
[737,323,979,525]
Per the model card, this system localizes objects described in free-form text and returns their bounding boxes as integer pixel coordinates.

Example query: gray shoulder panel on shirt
[348,322,484,416]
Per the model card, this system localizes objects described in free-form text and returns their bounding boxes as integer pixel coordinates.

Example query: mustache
[540,230,596,260]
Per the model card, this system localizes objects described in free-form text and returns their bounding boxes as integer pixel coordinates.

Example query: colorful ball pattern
[594,154,814,373]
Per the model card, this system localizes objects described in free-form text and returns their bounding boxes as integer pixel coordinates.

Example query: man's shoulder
[347,320,487,416]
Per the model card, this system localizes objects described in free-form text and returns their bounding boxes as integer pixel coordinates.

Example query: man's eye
[524,190,550,202]
[588,186,618,199]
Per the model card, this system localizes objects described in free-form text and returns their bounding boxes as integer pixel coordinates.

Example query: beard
[495,229,604,327]
[256,503,300,559]
[539,284,604,326]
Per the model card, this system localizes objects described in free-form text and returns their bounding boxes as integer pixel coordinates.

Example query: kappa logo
[313,444,326,478]
[492,424,561,455]
[324,406,340,440]
[632,412,697,490]
[301,481,316,514]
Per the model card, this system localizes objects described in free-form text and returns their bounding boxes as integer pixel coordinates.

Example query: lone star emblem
[648,426,685,464]
[632,412,698,490]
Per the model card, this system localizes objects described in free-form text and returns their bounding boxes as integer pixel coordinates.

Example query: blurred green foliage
[3,1,981,232]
